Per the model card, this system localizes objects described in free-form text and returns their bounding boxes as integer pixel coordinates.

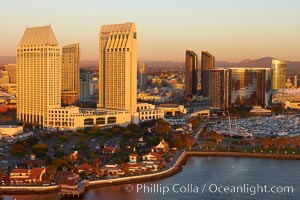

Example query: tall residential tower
[17,26,61,127]
[201,51,215,97]
[61,43,80,105]
[185,50,198,98]
[98,22,137,116]
[271,59,286,90]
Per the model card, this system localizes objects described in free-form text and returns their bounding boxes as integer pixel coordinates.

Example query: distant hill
[0,56,299,72]
[145,57,300,71]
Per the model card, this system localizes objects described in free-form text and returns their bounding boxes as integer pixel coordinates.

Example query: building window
[84,118,94,125]
[96,117,105,125]
[107,117,116,124]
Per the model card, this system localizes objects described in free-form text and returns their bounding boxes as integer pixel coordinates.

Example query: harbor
[209,114,300,138]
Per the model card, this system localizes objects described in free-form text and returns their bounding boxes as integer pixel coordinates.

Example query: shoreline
[1,151,300,195]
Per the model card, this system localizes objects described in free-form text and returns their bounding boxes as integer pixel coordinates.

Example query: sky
[0,0,300,62]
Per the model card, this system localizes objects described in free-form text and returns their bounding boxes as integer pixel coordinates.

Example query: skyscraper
[228,68,272,106]
[17,26,61,128]
[210,68,229,110]
[61,43,80,105]
[137,61,147,90]
[98,22,137,115]
[271,59,286,90]
[185,50,198,98]
[201,51,215,97]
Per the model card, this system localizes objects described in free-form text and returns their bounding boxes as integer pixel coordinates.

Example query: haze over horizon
[1,0,300,62]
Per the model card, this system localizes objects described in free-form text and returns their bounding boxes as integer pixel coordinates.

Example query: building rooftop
[18,25,59,46]
[101,22,135,33]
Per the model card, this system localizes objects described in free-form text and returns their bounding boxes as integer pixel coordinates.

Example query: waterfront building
[209,68,229,110]
[272,88,300,103]
[9,168,45,184]
[98,22,137,118]
[228,68,272,107]
[271,59,286,90]
[17,26,61,128]
[185,50,198,98]
[138,61,147,90]
[61,43,80,105]
[201,51,215,97]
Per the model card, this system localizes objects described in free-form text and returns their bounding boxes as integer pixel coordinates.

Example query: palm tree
[93,157,101,175]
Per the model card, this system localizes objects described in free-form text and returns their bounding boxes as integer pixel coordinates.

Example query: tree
[185,136,196,150]
[187,117,200,129]
[0,170,4,181]
[155,120,172,135]
[32,143,48,157]
[274,138,288,150]
[210,131,223,144]
[260,138,272,149]
[10,142,26,156]
[93,157,101,175]
[46,165,57,182]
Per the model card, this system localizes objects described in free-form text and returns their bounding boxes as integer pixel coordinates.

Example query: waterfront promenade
[1,150,300,195]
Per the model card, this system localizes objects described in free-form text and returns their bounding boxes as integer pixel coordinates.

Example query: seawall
[1,150,299,195]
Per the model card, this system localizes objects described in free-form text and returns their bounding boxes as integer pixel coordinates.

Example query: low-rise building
[47,106,131,131]
[151,140,169,154]
[136,103,164,122]
[9,168,45,184]
[0,125,23,138]
[158,104,187,116]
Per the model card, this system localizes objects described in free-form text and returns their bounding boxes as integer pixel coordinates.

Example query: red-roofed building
[78,163,94,174]
[9,167,45,184]
[101,146,117,154]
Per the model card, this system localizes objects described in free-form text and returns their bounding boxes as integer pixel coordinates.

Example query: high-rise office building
[271,59,286,90]
[4,64,16,83]
[79,68,91,101]
[61,43,80,105]
[185,50,198,98]
[137,61,147,90]
[210,68,229,110]
[17,26,61,127]
[201,51,215,97]
[98,22,137,115]
[228,68,272,106]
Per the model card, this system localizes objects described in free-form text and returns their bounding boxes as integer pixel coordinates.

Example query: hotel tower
[98,22,137,116]
[185,50,198,98]
[17,26,61,128]
[271,59,286,90]
[201,51,215,97]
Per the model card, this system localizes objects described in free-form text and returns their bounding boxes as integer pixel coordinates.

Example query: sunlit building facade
[137,61,147,90]
[209,68,229,110]
[271,59,286,90]
[61,43,80,105]
[201,51,215,97]
[4,64,17,83]
[185,50,198,98]
[98,22,137,117]
[17,26,61,127]
[228,68,272,106]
